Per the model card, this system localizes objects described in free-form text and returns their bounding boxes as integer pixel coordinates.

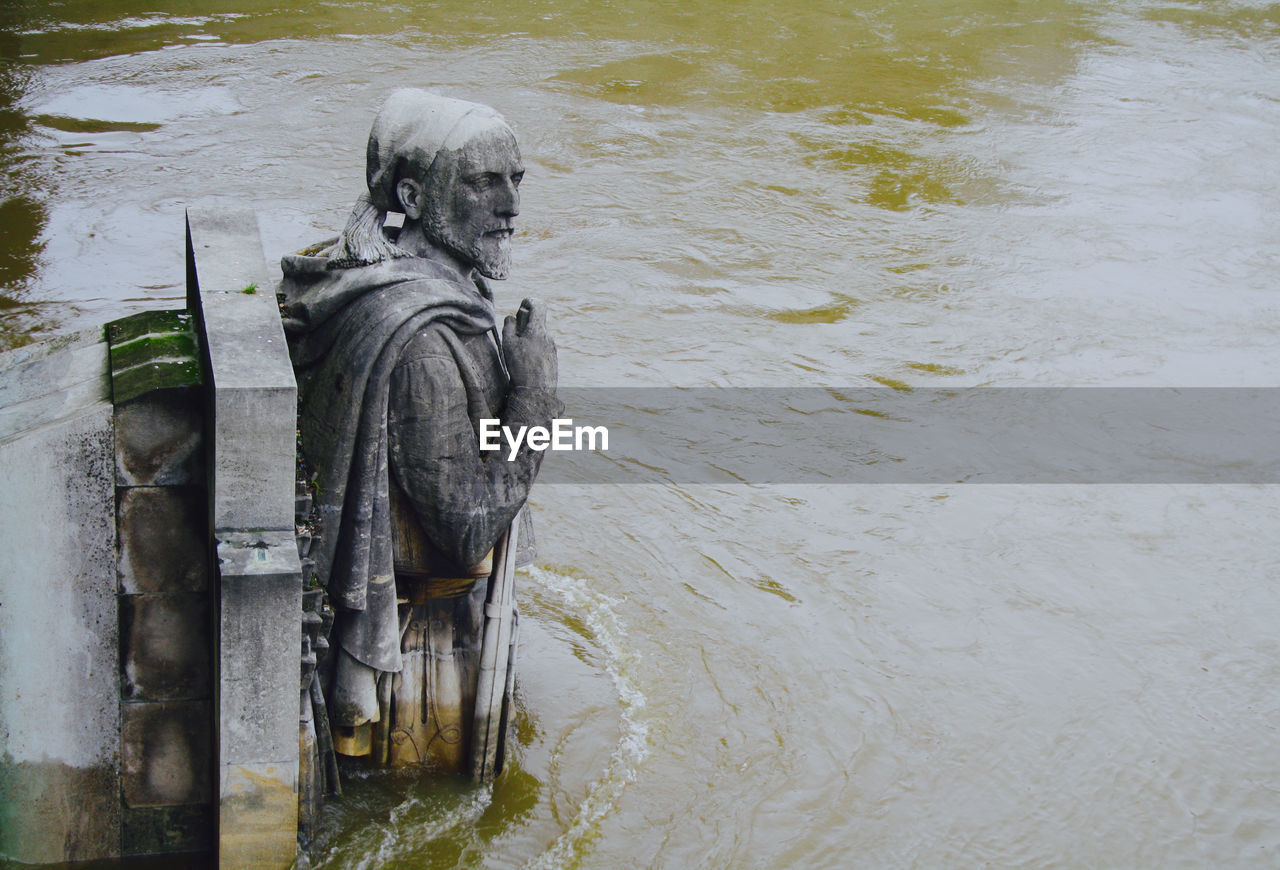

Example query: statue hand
[503,298,558,392]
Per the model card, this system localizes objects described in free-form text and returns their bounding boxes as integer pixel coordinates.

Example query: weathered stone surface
[119,593,211,701]
[189,208,301,868]
[110,358,203,407]
[0,324,109,443]
[207,376,295,532]
[218,761,298,869]
[0,760,119,863]
[108,309,196,346]
[114,388,204,486]
[186,208,295,535]
[214,532,300,866]
[108,312,197,367]
[122,803,213,857]
[107,309,202,407]
[185,208,272,307]
[215,532,301,766]
[117,486,208,594]
[121,700,213,807]
[110,330,199,375]
[0,330,120,863]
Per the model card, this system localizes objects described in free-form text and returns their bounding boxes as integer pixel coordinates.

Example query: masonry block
[186,208,295,534]
[117,486,208,595]
[208,377,296,532]
[114,389,204,487]
[106,310,201,399]
[120,593,211,701]
[122,803,214,857]
[121,700,213,808]
[107,309,204,488]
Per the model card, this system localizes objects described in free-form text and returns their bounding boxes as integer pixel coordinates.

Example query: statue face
[422,125,524,280]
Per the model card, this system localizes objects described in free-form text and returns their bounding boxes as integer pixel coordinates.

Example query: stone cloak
[280,252,497,675]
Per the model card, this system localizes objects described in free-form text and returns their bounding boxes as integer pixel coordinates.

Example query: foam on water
[522,566,651,869]
[330,787,493,870]
[303,565,651,869]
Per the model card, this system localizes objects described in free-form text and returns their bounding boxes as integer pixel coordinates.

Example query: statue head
[331,89,523,279]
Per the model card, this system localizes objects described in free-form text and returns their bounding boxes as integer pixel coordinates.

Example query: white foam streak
[312,785,493,870]
[523,567,651,870]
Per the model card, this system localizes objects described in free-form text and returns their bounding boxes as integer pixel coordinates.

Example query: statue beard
[423,210,512,281]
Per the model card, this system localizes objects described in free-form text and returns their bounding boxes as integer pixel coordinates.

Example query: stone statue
[279,89,560,774]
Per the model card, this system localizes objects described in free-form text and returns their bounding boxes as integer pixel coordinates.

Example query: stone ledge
[107,309,202,405]
[108,309,196,346]
[185,208,271,302]
[0,325,109,445]
[186,208,296,534]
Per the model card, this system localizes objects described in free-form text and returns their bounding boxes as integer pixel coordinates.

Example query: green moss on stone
[111,331,199,374]
[107,310,194,346]
[107,309,203,404]
[112,360,203,405]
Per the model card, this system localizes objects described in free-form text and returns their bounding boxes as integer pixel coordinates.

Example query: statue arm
[387,332,561,571]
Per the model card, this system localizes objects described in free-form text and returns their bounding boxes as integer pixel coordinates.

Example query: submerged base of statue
[332,584,486,771]
[295,472,523,849]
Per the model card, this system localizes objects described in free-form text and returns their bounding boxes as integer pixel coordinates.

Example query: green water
[3,1,1280,867]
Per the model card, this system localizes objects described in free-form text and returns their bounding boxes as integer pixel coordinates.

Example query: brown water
[3,1,1280,867]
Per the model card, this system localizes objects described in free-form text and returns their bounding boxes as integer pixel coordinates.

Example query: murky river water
[3,1,1280,867]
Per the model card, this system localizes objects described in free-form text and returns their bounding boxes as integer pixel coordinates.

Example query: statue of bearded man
[279,90,560,774]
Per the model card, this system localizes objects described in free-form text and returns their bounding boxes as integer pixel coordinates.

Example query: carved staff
[471,510,521,782]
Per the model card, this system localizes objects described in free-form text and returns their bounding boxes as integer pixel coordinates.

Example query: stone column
[186,207,301,868]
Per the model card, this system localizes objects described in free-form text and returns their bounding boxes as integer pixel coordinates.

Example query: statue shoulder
[280,256,468,333]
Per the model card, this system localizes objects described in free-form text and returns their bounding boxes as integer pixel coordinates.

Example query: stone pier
[187,207,302,868]
[0,208,303,867]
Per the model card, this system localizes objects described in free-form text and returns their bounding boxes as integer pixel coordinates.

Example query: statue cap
[366,89,505,213]
[325,89,508,269]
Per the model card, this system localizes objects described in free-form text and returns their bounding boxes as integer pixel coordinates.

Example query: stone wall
[108,309,213,856]
[0,208,303,867]
[0,326,121,864]
[0,310,217,864]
